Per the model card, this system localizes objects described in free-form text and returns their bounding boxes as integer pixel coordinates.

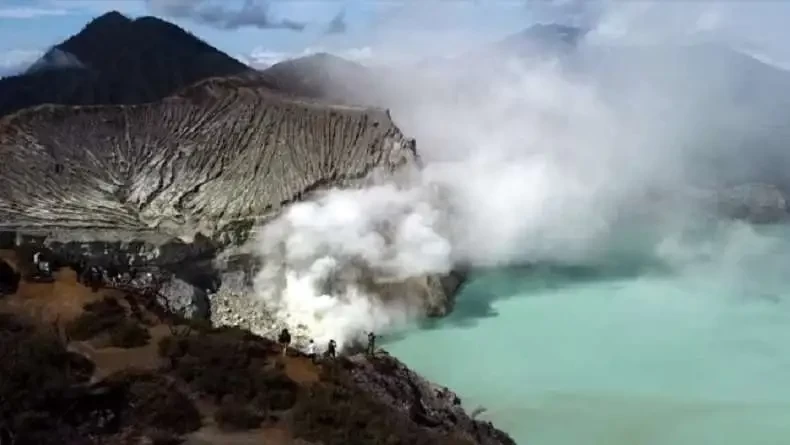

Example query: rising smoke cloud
[250,1,790,349]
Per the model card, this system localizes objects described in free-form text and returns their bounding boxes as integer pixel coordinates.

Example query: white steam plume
[250,2,790,349]
[253,183,452,349]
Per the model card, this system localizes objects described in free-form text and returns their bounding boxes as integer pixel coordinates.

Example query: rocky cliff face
[0,78,414,237]
[345,352,515,445]
[0,73,461,323]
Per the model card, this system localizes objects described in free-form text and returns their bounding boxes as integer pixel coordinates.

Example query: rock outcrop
[0,78,415,236]
[346,352,515,445]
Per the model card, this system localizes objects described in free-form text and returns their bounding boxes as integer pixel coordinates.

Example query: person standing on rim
[278,328,291,357]
[367,331,377,357]
[306,339,317,363]
[326,339,337,359]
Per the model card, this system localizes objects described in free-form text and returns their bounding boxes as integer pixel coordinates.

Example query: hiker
[367,331,377,357]
[278,328,291,357]
[85,265,103,292]
[75,257,88,283]
[31,251,53,282]
[326,339,337,359]
[306,339,317,363]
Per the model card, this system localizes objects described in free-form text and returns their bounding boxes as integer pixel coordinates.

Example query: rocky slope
[0,69,465,318]
[0,77,413,235]
[0,12,463,325]
[258,53,385,106]
[0,260,514,445]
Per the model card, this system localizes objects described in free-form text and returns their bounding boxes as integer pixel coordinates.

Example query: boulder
[345,353,516,445]
[158,276,210,320]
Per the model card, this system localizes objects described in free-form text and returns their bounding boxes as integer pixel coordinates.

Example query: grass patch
[214,397,264,431]
[65,297,151,348]
[108,320,151,348]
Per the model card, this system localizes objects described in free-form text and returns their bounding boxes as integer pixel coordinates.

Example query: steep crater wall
[0,78,415,236]
[0,78,459,324]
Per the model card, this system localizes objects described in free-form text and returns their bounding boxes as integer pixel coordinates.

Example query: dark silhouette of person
[327,339,337,359]
[367,331,376,357]
[278,328,291,357]
[74,257,88,283]
[85,265,102,292]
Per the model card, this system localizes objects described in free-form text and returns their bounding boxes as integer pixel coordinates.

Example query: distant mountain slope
[0,11,252,118]
[258,53,384,105]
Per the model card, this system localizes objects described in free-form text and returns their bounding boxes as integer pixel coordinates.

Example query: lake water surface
[386,222,790,444]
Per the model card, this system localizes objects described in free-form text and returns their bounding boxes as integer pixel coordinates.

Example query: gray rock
[0,77,415,240]
[158,276,209,320]
[346,353,516,445]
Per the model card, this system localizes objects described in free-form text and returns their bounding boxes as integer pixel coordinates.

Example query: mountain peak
[87,10,132,28]
[0,12,251,117]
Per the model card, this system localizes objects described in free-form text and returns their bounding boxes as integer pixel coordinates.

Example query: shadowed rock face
[346,353,516,445]
[0,11,251,118]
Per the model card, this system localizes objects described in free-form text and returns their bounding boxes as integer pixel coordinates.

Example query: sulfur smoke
[251,2,790,350]
[253,182,454,348]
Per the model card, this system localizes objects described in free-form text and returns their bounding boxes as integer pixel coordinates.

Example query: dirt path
[283,355,320,385]
[0,251,119,323]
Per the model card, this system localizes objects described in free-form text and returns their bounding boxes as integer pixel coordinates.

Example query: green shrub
[122,373,202,434]
[156,330,299,409]
[108,321,151,348]
[214,399,263,431]
[65,297,127,341]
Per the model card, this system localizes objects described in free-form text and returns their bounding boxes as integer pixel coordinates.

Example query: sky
[2,0,790,75]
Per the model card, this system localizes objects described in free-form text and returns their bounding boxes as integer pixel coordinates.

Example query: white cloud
[0,6,67,19]
[41,0,147,16]
[0,49,43,77]
[241,45,375,69]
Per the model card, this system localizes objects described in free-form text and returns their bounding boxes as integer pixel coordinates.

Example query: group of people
[277,329,378,361]
[26,249,150,293]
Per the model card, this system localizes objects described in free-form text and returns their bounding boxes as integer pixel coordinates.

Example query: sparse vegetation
[291,378,463,445]
[0,313,202,444]
[64,297,151,348]
[157,326,298,411]
[0,255,511,445]
[65,297,127,340]
[114,371,202,434]
[214,397,263,431]
[108,320,151,348]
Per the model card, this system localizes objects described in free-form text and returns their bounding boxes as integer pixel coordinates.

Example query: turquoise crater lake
[386,221,790,445]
